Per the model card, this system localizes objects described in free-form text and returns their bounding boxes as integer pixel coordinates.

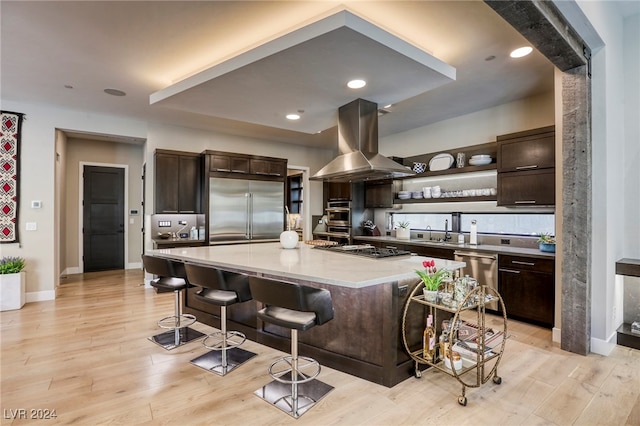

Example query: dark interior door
[83,166,125,272]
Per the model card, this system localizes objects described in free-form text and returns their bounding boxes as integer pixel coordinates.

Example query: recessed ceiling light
[286,114,300,120]
[509,46,533,58]
[347,79,366,89]
[104,88,126,96]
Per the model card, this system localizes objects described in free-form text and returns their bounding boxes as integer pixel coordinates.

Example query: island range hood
[311,98,414,182]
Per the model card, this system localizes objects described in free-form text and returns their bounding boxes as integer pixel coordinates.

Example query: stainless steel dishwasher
[454,250,498,310]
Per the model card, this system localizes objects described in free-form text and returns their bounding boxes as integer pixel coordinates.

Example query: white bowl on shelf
[469,157,492,166]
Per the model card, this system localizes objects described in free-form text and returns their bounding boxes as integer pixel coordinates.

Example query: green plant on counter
[537,233,556,244]
[396,221,410,229]
[0,256,25,274]
[416,259,448,291]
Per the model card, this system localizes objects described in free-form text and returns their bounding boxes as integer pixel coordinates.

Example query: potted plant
[0,256,26,311]
[538,233,556,253]
[416,259,447,302]
[396,220,411,240]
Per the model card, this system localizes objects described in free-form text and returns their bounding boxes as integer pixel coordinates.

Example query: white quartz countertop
[150,242,465,289]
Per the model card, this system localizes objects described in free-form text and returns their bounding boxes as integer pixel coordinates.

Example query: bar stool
[184,263,257,375]
[142,255,204,350]
[249,276,334,418]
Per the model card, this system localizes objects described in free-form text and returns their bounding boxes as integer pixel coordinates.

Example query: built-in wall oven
[454,250,498,311]
[324,200,351,243]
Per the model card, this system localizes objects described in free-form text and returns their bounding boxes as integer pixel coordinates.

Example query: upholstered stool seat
[142,255,204,350]
[249,276,334,418]
[185,263,257,376]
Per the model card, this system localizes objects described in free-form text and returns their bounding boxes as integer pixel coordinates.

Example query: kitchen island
[150,243,464,387]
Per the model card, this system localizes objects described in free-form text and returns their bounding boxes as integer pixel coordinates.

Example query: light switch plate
[31,200,42,209]
[26,222,37,231]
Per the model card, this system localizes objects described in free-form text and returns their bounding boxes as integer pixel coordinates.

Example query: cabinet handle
[516,165,538,170]
[181,210,195,213]
[231,169,247,173]
[386,245,398,250]
[454,251,497,260]
[499,268,521,274]
[213,168,231,172]
[162,210,178,213]
[512,260,535,266]
[254,171,269,175]
[514,200,536,204]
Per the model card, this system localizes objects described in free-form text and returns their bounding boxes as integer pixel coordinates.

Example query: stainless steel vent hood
[311,99,414,182]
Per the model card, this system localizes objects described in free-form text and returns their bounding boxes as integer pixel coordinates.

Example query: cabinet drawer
[499,255,554,273]
[497,128,555,172]
[497,168,555,206]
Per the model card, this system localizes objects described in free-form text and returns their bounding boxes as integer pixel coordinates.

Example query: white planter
[396,228,410,240]
[0,271,26,311]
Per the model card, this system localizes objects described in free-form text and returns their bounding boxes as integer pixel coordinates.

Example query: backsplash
[151,214,205,238]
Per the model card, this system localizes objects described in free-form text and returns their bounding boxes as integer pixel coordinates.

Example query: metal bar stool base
[254,373,334,418]
[190,347,257,376]
[149,327,205,350]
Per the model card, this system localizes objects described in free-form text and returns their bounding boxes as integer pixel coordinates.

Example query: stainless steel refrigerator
[208,178,284,243]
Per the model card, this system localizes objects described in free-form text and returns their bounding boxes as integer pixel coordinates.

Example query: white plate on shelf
[429,153,455,171]
[469,157,492,166]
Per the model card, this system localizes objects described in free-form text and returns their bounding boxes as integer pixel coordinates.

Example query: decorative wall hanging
[0,111,24,243]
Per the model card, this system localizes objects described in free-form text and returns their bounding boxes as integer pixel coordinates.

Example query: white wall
[568,2,639,354]
[380,91,555,157]
[0,100,147,300]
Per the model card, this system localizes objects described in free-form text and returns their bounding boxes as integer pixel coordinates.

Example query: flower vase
[539,242,555,253]
[396,228,410,240]
[423,288,438,303]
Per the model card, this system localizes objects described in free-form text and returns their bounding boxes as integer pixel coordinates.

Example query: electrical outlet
[417,233,424,238]
[501,239,511,245]
[178,220,187,225]
[158,221,171,227]
[612,306,617,322]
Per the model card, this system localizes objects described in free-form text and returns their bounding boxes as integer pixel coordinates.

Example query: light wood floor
[1,269,639,425]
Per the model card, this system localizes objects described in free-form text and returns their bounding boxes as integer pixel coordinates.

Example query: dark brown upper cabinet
[497,126,556,206]
[154,150,202,214]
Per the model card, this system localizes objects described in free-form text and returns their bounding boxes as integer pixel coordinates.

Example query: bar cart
[401,280,507,406]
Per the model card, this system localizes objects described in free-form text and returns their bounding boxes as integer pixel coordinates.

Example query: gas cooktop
[314,244,412,259]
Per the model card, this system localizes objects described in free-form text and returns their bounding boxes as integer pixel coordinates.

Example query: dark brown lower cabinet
[498,255,555,328]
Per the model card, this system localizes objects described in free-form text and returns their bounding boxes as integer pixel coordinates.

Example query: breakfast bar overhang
[150,243,465,387]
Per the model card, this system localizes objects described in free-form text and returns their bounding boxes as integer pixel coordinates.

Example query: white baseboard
[590,331,617,356]
[62,267,81,276]
[552,327,561,343]
[62,263,141,276]
[26,290,56,303]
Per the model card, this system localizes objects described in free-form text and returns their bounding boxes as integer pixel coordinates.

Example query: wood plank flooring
[1,269,639,425]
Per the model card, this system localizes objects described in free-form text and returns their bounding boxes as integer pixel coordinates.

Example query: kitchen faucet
[444,219,451,241]
[426,225,432,240]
